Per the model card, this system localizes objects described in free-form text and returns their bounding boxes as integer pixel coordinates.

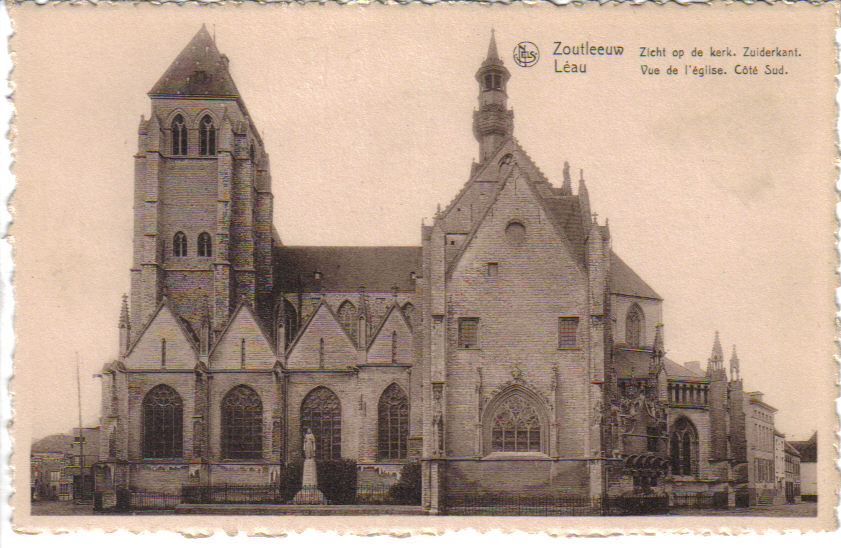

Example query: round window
[505,221,526,245]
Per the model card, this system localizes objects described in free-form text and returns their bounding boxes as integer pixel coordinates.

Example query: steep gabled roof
[284,299,357,358]
[367,302,412,352]
[209,300,276,359]
[609,252,662,300]
[274,246,420,293]
[149,25,240,98]
[614,351,707,381]
[125,298,200,357]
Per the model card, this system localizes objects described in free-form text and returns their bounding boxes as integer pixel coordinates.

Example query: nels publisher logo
[513,41,539,67]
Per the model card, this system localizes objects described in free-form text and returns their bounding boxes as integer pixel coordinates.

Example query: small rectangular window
[487,262,499,276]
[647,427,659,452]
[458,318,479,349]
[558,317,579,349]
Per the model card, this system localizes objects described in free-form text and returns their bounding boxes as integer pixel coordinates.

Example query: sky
[8,3,837,443]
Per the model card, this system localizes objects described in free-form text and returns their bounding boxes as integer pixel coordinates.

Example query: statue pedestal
[291,458,327,504]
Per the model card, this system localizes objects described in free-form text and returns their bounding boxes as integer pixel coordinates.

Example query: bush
[279,460,303,503]
[388,462,422,505]
[316,459,357,504]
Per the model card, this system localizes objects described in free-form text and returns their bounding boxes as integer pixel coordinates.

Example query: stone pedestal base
[291,458,327,504]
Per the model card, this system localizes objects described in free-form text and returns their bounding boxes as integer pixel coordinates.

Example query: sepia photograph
[7,1,838,535]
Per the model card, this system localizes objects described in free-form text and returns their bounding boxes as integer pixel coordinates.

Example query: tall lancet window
[171,114,187,156]
[301,387,342,461]
[391,331,398,363]
[197,232,212,257]
[199,115,216,156]
[173,232,187,257]
[221,385,263,460]
[283,300,298,345]
[142,385,183,458]
[626,303,644,348]
[377,383,408,460]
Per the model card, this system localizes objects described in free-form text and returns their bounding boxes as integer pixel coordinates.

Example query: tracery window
[670,417,698,477]
[337,301,358,341]
[377,383,408,460]
[626,303,644,348]
[173,232,188,257]
[221,385,263,460]
[283,300,298,345]
[142,384,183,458]
[300,387,341,461]
[171,114,187,156]
[197,232,212,257]
[199,115,216,156]
[490,392,542,453]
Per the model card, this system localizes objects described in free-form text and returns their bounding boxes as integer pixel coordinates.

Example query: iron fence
[671,491,729,509]
[182,484,285,504]
[127,491,182,510]
[444,494,670,516]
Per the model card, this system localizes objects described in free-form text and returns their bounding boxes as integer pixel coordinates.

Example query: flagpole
[75,351,85,502]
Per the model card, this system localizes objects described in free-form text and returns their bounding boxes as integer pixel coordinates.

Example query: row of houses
[30,427,99,502]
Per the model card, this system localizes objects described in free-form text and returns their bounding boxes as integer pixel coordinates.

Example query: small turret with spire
[561,162,572,195]
[707,331,724,374]
[118,294,131,357]
[473,30,514,163]
[730,345,740,381]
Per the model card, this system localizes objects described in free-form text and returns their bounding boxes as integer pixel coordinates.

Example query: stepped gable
[274,246,421,293]
[609,252,662,300]
[149,25,240,98]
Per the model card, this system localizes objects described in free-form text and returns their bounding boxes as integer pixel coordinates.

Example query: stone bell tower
[129,25,274,340]
[473,31,514,163]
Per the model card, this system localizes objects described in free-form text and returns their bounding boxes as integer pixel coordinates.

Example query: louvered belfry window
[197,232,212,257]
[300,387,341,461]
[377,383,408,460]
[173,232,188,257]
[171,114,187,155]
[142,385,183,458]
[199,115,216,156]
[458,318,479,349]
[491,393,541,453]
[221,385,263,460]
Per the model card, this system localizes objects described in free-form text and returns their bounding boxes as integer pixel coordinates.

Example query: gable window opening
[458,317,479,349]
[173,232,188,257]
[240,338,246,369]
[319,338,325,368]
[161,338,166,368]
[199,115,216,156]
[197,232,212,257]
[558,317,579,349]
[171,114,187,156]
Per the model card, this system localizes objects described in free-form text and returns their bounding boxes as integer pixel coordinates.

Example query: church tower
[473,31,514,163]
[129,26,275,340]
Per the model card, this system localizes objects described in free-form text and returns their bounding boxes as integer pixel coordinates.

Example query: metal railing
[671,492,729,509]
[444,494,670,516]
[127,491,182,510]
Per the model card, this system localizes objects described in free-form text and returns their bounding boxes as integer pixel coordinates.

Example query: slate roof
[789,432,817,463]
[614,350,707,380]
[274,246,421,293]
[31,434,74,454]
[609,252,662,300]
[149,25,240,98]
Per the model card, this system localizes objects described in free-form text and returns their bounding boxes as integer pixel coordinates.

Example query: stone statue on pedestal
[292,428,327,504]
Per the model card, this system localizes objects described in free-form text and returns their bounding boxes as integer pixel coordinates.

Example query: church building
[94,27,751,513]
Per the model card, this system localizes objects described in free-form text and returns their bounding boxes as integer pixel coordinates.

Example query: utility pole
[75,351,86,502]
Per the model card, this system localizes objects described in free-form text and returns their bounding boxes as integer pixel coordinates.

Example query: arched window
[378,383,408,460]
[401,302,415,327]
[300,387,341,461]
[221,385,263,460]
[171,114,187,156]
[173,232,187,257]
[487,390,544,453]
[142,385,183,458]
[337,301,357,341]
[249,142,255,163]
[199,115,216,156]
[197,232,212,257]
[283,300,298,345]
[670,417,698,477]
[626,303,644,347]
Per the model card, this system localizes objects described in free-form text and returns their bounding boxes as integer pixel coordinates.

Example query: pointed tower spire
[561,161,572,195]
[708,331,724,371]
[729,345,740,380]
[474,31,513,162]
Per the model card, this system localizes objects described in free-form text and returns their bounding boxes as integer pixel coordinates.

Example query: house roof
[609,252,662,300]
[31,434,75,454]
[149,25,240,98]
[789,432,817,462]
[274,246,421,293]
